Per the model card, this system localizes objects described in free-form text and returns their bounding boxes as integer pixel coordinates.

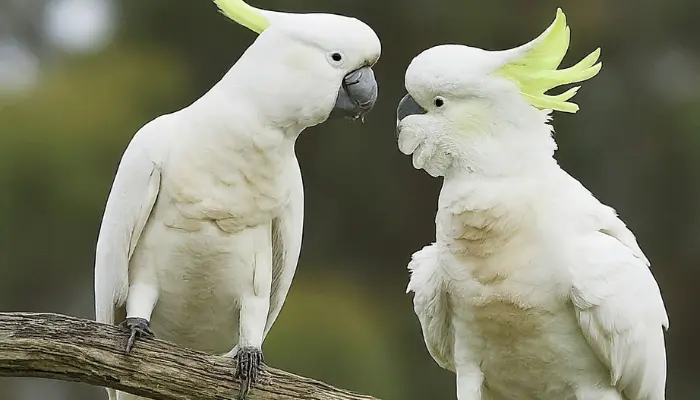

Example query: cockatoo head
[396,9,601,178]
[215,0,381,127]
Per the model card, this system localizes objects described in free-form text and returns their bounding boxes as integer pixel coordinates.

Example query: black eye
[434,97,445,108]
[331,53,343,62]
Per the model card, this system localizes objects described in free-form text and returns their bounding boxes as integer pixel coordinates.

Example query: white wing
[94,127,162,326]
[262,156,304,340]
[571,208,669,400]
[407,244,455,371]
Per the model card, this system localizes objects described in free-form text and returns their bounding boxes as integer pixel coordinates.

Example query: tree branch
[0,312,380,400]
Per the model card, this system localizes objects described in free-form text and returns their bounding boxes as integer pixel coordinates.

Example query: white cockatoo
[397,8,668,400]
[94,1,380,399]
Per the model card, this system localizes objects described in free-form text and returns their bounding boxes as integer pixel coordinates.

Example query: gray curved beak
[397,94,427,121]
[330,66,378,121]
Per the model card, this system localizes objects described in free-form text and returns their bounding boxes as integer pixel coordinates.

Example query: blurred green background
[1,0,698,398]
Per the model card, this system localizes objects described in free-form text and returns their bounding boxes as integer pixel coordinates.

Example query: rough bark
[0,312,380,400]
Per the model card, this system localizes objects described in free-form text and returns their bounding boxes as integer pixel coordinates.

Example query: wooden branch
[0,312,380,400]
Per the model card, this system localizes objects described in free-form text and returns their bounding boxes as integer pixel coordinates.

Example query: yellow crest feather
[495,8,602,113]
[214,0,270,34]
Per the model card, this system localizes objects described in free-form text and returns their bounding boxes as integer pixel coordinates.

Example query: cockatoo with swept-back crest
[94,1,380,399]
[397,8,668,400]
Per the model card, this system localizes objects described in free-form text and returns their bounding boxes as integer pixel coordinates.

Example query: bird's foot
[118,317,154,354]
[234,346,265,400]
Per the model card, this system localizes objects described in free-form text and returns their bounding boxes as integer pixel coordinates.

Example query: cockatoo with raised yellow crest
[397,8,668,400]
[93,1,380,399]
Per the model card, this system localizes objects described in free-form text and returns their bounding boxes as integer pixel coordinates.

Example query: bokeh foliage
[1,0,699,398]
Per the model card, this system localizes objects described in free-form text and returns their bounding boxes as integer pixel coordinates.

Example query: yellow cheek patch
[452,102,492,136]
[214,0,270,34]
[494,8,601,113]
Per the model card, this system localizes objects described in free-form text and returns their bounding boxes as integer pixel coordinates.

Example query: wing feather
[94,127,162,326]
[571,211,668,400]
[407,244,455,371]
[263,156,304,340]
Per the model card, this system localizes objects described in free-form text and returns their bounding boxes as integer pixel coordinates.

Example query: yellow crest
[494,8,601,113]
[214,0,270,34]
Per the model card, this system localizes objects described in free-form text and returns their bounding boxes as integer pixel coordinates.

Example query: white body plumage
[107,102,300,355]
[95,89,305,400]
[93,2,381,399]
[407,165,668,400]
[397,9,668,400]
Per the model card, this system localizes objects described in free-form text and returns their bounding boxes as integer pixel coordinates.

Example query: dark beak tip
[397,94,427,121]
[330,66,378,121]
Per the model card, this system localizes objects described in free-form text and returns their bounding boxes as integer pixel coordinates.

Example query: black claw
[234,346,265,400]
[118,317,154,353]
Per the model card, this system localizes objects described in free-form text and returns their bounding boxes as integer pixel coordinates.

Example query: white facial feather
[398,45,558,179]
[214,11,381,128]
